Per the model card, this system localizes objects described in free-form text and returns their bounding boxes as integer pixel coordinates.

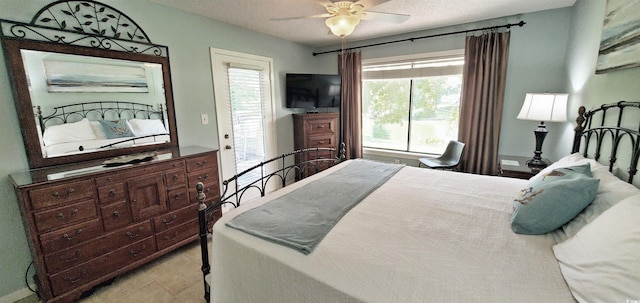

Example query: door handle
[225,145,232,150]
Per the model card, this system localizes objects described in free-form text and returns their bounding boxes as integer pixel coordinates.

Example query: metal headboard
[36,101,166,134]
[572,101,640,183]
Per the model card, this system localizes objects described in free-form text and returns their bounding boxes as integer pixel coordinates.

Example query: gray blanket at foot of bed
[226,159,403,254]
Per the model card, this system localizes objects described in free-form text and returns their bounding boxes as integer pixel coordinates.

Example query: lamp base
[526,158,548,168]
[527,121,549,168]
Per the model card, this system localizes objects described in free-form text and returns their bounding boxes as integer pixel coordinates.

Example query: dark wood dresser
[293,112,339,178]
[10,146,221,303]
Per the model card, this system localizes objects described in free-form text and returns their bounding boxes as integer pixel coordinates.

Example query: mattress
[211,161,575,302]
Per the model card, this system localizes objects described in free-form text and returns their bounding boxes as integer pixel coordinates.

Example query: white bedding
[211,161,576,302]
[44,135,170,157]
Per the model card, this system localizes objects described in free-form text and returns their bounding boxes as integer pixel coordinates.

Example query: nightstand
[498,155,550,179]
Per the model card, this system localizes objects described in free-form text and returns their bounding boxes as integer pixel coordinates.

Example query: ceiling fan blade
[360,11,410,23]
[353,0,391,9]
[312,0,336,8]
[270,13,333,21]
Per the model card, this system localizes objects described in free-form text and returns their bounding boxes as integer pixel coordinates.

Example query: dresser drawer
[306,134,335,148]
[187,167,218,187]
[49,237,155,296]
[29,180,95,210]
[34,200,97,233]
[167,187,189,210]
[100,201,132,232]
[186,153,216,172]
[306,118,335,135]
[44,222,150,274]
[153,206,196,233]
[156,219,198,251]
[110,221,153,246]
[39,219,102,254]
[96,183,126,205]
[165,168,186,188]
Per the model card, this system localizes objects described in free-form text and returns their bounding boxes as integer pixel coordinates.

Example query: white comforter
[211,161,575,302]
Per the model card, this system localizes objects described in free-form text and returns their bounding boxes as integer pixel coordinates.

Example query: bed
[198,101,640,302]
[36,101,170,157]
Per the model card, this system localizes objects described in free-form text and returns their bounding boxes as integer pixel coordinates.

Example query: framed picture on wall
[596,0,640,74]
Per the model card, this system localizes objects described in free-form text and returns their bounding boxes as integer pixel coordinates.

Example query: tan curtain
[458,31,510,175]
[338,51,363,159]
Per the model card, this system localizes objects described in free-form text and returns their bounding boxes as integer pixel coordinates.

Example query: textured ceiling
[149,0,576,47]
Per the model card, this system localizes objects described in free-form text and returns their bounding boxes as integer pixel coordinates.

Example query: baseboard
[0,287,36,303]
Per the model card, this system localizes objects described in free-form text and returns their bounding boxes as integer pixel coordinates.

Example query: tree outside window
[362,75,462,154]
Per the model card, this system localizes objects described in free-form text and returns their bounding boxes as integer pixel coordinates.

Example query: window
[362,51,464,155]
[226,66,268,187]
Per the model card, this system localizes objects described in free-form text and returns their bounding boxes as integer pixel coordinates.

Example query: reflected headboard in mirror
[1,0,177,168]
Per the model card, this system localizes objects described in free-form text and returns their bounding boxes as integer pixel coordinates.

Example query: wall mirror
[1,0,178,168]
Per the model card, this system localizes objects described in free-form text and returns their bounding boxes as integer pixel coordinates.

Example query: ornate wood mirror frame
[1,0,178,168]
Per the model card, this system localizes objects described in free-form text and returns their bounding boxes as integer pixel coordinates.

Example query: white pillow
[43,118,97,146]
[128,119,167,136]
[90,121,108,140]
[553,166,640,242]
[552,194,640,302]
[529,153,605,183]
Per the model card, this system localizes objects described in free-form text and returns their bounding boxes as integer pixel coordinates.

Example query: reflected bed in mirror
[2,38,178,168]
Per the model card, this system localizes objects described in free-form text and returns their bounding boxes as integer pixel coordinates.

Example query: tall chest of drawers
[10,146,221,303]
[292,112,339,178]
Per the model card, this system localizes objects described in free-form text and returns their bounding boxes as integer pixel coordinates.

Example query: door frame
[210,48,278,190]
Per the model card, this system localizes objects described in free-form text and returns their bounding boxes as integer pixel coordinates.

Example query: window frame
[361,49,465,157]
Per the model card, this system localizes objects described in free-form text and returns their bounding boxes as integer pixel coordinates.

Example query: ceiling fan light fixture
[325,14,360,37]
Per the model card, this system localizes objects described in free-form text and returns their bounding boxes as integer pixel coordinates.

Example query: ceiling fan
[273,0,410,37]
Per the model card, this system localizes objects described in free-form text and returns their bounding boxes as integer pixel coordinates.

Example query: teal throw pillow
[99,119,135,139]
[511,164,599,235]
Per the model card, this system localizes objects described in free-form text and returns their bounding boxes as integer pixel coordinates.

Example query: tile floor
[16,241,207,303]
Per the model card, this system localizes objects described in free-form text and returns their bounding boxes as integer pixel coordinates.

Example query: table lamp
[517,93,568,168]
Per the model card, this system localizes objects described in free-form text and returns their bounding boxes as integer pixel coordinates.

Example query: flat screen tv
[286,73,341,109]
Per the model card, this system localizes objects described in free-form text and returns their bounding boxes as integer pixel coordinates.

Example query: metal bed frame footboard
[572,101,640,184]
[196,143,346,301]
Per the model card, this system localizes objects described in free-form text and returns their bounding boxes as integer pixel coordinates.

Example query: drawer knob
[172,174,179,180]
[174,193,185,200]
[108,189,117,196]
[317,125,325,128]
[60,249,82,263]
[197,174,209,181]
[197,160,208,166]
[163,231,179,242]
[62,228,83,241]
[52,188,75,199]
[112,211,120,218]
[64,270,87,284]
[56,209,78,220]
[162,215,177,225]
[126,227,144,238]
[318,140,325,144]
[130,245,147,257]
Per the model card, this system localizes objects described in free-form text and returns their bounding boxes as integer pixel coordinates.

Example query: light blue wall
[316,8,573,163]
[556,0,640,159]
[0,0,320,298]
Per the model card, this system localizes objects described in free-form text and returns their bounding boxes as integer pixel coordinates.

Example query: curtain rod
[312,20,526,56]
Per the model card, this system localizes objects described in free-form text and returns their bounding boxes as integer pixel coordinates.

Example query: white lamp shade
[517,93,568,122]
[325,14,360,37]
